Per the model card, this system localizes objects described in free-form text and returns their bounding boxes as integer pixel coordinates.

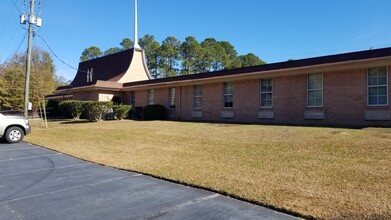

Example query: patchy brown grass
[25,119,391,219]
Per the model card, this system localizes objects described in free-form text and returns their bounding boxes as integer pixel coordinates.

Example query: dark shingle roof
[70,49,134,87]
[123,47,391,87]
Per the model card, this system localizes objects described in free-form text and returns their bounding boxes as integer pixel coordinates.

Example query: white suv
[0,113,31,143]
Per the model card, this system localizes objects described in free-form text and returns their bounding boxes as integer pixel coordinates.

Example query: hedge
[142,104,168,120]
[59,100,115,122]
[84,101,113,122]
[113,104,132,120]
[58,100,86,120]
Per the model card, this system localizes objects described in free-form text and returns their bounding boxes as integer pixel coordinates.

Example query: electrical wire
[13,30,27,56]
[10,0,22,14]
[0,1,16,41]
[7,31,27,74]
[36,33,88,73]
[4,24,23,55]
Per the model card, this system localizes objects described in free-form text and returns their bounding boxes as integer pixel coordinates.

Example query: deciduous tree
[0,57,25,110]
[29,48,57,111]
[0,48,57,112]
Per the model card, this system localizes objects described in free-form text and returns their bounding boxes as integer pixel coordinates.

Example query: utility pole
[23,0,34,117]
[21,0,42,117]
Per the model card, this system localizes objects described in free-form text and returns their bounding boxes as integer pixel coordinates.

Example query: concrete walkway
[0,142,296,220]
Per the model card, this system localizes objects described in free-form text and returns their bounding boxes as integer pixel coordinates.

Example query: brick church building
[48,46,391,126]
[47,0,391,127]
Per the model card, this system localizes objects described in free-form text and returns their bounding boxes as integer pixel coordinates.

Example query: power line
[10,0,22,14]
[7,31,28,74]
[36,33,88,73]
[0,1,17,41]
[13,30,27,56]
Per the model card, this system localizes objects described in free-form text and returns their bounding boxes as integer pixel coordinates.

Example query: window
[368,67,388,106]
[260,78,273,108]
[307,73,323,107]
[130,91,135,106]
[147,89,154,105]
[169,87,176,108]
[193,85,202,109]
[223,82,233,108]
[86,68,93,82]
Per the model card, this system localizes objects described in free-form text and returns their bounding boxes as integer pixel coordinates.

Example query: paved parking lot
[0,142,295,219]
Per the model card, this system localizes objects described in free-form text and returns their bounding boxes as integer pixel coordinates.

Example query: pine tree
[139,34,160,78]
[180,36,203,75]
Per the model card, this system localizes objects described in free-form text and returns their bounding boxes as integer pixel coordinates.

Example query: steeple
[133,0,141,49]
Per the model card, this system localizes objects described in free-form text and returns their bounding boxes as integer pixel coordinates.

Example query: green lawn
[25,119,391,219]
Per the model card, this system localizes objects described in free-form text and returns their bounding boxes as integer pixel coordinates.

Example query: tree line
[0,48,65,111]
[80,35,266,78]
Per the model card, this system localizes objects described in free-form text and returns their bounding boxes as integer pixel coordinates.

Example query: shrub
[84,101,113,122]
[113,104,132,120]
[46,100,61,117]
[59,100,86,120]
[142,104,168,120]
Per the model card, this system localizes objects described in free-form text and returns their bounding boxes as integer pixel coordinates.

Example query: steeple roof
[70,49,134,87]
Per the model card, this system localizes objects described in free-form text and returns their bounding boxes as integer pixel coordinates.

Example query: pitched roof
[70,49,134,87]
[123,47,391,87]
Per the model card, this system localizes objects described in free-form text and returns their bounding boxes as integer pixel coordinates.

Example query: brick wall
[73,91,99,101]
[132,65,391,126]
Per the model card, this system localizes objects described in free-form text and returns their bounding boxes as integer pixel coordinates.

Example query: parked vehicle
[0,113,31,143]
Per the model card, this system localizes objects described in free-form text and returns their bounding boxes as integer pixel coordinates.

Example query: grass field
[25,119,391,219]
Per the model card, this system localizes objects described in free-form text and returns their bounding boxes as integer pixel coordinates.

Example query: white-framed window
[169,87,176,108]
[307,73,323,107]
[86,68,93,82]
[368,66,388,106]
[223,82,233,108]
[260,78,273,108]
[147,89,154,105]
[193,85,202,109]
[130,91,135,106]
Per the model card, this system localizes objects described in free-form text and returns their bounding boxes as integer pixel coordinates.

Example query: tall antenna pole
[24,0,35,117]
[133,0,140,49]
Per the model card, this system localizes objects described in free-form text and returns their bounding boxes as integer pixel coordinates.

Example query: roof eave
[121,56,391,90]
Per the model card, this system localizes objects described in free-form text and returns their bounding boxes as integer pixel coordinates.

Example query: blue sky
[1,0,391,81]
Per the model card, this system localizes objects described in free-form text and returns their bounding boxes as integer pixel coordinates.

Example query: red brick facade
[49,47,391,126]
[129,65,390,126]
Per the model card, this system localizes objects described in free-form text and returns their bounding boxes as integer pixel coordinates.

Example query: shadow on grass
[184,119,381,130]
[45,117,389,130]
[60,120,96,125]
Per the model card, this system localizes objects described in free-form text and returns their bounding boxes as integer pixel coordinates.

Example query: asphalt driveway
[0,142,296,220]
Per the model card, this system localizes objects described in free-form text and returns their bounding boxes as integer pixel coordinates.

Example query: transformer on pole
[20,0,43,117]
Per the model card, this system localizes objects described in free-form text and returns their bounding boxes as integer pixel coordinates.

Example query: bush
[113,104,132,120]
[142,104,168,120]
[46,100,61,117]
[84,101,113,122]
[59,100,86,120]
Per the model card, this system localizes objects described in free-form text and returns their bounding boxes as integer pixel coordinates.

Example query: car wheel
[5,127,24,143]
